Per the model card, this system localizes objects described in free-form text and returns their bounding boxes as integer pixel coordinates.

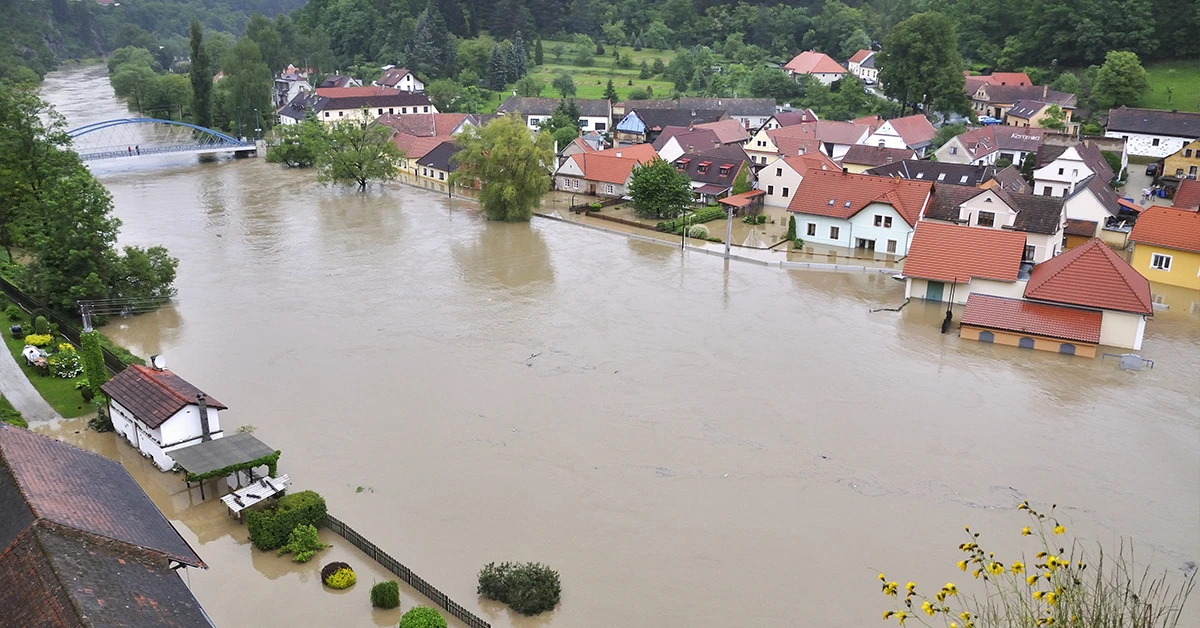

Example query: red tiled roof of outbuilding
[1024,238,1152,314]
[962,294,1102,343]
[99,365,225,430]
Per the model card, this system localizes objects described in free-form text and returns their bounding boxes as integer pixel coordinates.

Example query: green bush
[742,215,755,224]
[786,215,797,241]
[247,490,328,551]
[277,523,327,563]
[5,305,23,321]
[24,334,52,347]
[687,224,709,239]
[33,315,48,335]
[793,238,805,249]
[756,214,767,224]
[477,562,562,615]
[370,580,401,609]
[98,333,146,366]
[47,349,82,378]
[324,565,356,589]
[656,207,726,233]
[398,606,447,628]
[587,202,602,211]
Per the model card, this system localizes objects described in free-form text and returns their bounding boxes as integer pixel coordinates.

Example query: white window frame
[1150,253,1172,271]
[605,184,615,195]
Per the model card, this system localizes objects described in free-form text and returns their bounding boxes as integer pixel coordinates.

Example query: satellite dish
[150,355,167,370]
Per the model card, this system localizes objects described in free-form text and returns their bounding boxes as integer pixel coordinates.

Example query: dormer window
[698,161,712,173]
[719,164,733,176]
[960,175,969,183]
[916,173,924,178]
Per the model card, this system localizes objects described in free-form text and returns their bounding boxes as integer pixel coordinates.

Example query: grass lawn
[0,394,27,427]
[1142,60,1200,112]
[2,330,92,418]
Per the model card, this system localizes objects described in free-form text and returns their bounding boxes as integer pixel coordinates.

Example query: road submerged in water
[35,65,1200,627]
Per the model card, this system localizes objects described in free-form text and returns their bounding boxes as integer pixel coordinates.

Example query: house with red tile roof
[922,184,1065,263]
[934,125,1048,166]
[847,50,877,83]
[553,144,659,197]
[902,221,1030,304]
[960,293,1103,357]
[787,169,933,255]
[695,119,752,145]
[101,364,227,471]
[1129,205,1200,290]
[863,114,938,157]
[746,120,873,165]
[782,51,847,85]
[1023,238,1153,349]
[757,152,838,207]
[0,424,210,626]
[1172,178,1200,211]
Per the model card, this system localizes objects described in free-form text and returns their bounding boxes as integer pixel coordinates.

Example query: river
[38,65,1200,627]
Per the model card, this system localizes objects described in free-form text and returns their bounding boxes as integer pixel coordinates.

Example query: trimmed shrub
[5,305,23,321]
[687,224,708,239]
[656,207,726,233]
[477,562,562,615]
[277,523,328,563]
[24,334,52,347]
[786,215,797,241]
[247,490,328,551]
[0,395,27,428]
[587,202,602,211]
[321,561,355,589]
[33,316,49,335]
[370,580,401,609]
[756,214,766,224]
[398,606,447,628]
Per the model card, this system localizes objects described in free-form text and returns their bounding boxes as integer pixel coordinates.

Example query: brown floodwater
[39,65,1200,627]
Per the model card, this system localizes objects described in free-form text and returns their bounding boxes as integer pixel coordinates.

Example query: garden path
[0,341,62,422]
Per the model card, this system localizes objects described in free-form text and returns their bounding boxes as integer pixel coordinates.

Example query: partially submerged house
[101,363,227,472]
[1129,205,1200,290]
[960,294,1104,357]
[903,221,1030,304]
[922,184,1065,263]
[280,87,437,125]
[787,169,933,256]
[671,145,754,203]
[756,152,838,208]
[0,424,210,626]
[553,144,658,197]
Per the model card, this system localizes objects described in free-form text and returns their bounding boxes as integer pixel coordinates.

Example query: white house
[1032,146,1096,197]
[923,185,1065,263]
[847,49,878,83]
[935,125,1047,166]
[280,87,438,125]
[903,221,1030,304]
[1104,106,1200,159]
[863,114,937,156]
[756,153,837,208]
[782,51,847,86]
[787,169,933,256]
[101,363,226,472]
[375,66,424,93]
[497,97,613,133]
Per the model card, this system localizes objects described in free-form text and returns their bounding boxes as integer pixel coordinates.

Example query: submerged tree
[316,114,402,190]
[450,114,554,222]
[266,114,327,167]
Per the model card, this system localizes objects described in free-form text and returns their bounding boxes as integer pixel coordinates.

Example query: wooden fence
[325,513,490,628]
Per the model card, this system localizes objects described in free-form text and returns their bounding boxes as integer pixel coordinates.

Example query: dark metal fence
[569,196,624,212]
[325,513,490,628]
[0,277,130,374]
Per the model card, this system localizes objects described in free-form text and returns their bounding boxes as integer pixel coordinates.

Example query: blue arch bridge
[67,118,259,162]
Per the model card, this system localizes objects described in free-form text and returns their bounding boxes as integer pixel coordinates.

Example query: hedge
[398,606,447,628]
[477,562,562,615]
[655,207,727,233]
[247,490,327,551]
[370,580,400,609]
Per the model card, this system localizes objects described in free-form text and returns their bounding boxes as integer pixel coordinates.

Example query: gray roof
[497,97,612,118]
[866,160,995,187]
[632,108,728,130]
[924,185,1063,234]
[1066,174,1122,217]
[417,140,461,172]
[1036,143,1114,182]
[1106,106,1200,138]
[630,98,776,117]
[989,165,1031,193]
[672,146,752,186]
[168,432,277,476]
[843,145,916,167]
[1007,100,1048,119]
[978,85,1076,108]
[860,55,876,69]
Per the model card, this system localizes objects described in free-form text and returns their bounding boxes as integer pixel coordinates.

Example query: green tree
[266,116,327,167]
[603,79,618,103]
[786,215,797,241]
[552,73,576,99]
[317,115,402,190]
[110,246,178,303]
[214,38,273,136]
[1050,72,1082,95]
[802,1,868,56]
[398,606,447,628]
[510,31,527,79]
[1039,104,1067,131]
[515,76,545,97]
[639,60,651,79]
[107,47,160,75]
[534,37,543,65]
[144,74,193,120]
[540,100,582,147]
[629,158,693,219]
[246,13,287,74]
[111,64,157,114]
[326,0,382,62]
[732,166,751,194]
[652,58,665,74]
[426,78,464,111]
[488,44,507,90]
[932,122,966,150]
[878,12,971,116]
[450,114,554,222]
[189,20,213,130]
[79,331,108,401]
[406,1,456,79]
[1093,51,1150,109]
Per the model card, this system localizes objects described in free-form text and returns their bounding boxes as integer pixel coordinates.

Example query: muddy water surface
[40,65,1200,627]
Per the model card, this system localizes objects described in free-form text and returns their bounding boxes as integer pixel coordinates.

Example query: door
[926,281,944,302]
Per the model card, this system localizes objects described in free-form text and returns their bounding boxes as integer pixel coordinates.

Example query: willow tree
[450,114,554,222]
[317,113,402,190]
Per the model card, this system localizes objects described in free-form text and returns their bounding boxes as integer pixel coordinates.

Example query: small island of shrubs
[477,561,561,615]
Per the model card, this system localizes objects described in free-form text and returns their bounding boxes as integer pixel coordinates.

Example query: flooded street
[39,65,1200,626]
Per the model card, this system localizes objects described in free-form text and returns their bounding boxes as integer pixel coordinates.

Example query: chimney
[842,167,849,174]
[197,394,212,442]
[687,144,694,153]
[1042,85,1048,99]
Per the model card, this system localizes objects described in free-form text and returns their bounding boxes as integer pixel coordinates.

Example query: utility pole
[724,205,734,259]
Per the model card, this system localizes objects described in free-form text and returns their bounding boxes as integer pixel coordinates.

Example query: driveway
[0,344,61,422]
[1121,167,1171,209]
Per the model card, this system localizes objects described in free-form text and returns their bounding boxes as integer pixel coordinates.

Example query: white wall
[1023,231,1061,263]
[1063,189,1113,224]
[1099,310,1146,350]
[846,204,916,255]
[578,116,611,132]
[865,122,907,150]
[905,277,1027,304]
[1105,131,1192,159]
[757,158,804,207]
[802,72,845,86]
[159,405,222,448]
[658,139,686,163]
[319,103,435,124]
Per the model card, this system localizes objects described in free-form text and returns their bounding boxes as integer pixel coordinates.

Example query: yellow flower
[951,624,958,628]
[943,582,958,595]
[1036,552,1048,558]
[1027,575,1038,586]
[1022,526,1032,536]
[987,563,1004,575]
[957,560,968,571]
[879,573,886,581]
[972,568,982,579]
[1053,525,1066,535]
[960,612,972,621]
[1046,591,1058,606]
[883,581,899,596]
[896,611,908,625]
[1033,591,1044,600]
[884,611,894,619]
[906,582,916,593]
[1012,561,1025,574]
[922,601,935,616]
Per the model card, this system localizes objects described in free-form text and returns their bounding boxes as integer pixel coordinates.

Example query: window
[606,184,615,195]
[578,119,587,128]
[1023,245,1036,261]
[1186,149,1194,158]
[338,111,344,117]
[439,171,445,180]
[324,112,330,117]
[573,179,579,189]
[960,175,969,183]
[874,215,883,226]
[389,108,394,114]
[884,216,892,228]
[402,107,408,114]
[830,226,840,239]
[776,167,782,176]
[878,140,885,147]
[937,173,946,181]
[378,108,384,114]
[698,161,711,173]
[768,185,775,195]
[423,106,429,112]
[1150,253,1172,271]
[1042,186,1052,196]
[1071,169,1078,177]
[1058,168,1064,175]
[1152,138,1160,146]
[977,211,995,227]
[828,198,835,205]
[949,147,958,155]
[886,239,897,253]
[595,122,606,131]
[782,187,789,197]
[805,223,817,236]
[719,166,730,176]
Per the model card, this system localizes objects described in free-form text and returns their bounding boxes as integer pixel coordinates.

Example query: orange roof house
[787,170,932,256]
[782,51,847,85]
[960,294,1103,357]
[552,145,658,196]
[1023,238,1153,350]
[1172,179,1200,211]
[1128,205,1200,290]
[902,221,1028,303]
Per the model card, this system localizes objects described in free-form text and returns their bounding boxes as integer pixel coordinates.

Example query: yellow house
[1128,205,1200,290]
[1003,100,1073,131]
[1163,139,1200,181]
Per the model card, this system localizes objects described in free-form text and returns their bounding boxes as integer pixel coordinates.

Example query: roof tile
[903,221,1028,283]
[1129,205,1200,254]
[1024,239,1152,314]
[100,365,225,430]
[962,294,1102,343]
[783,51,847,75]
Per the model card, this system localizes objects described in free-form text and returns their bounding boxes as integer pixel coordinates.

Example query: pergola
[170,433,281,500]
